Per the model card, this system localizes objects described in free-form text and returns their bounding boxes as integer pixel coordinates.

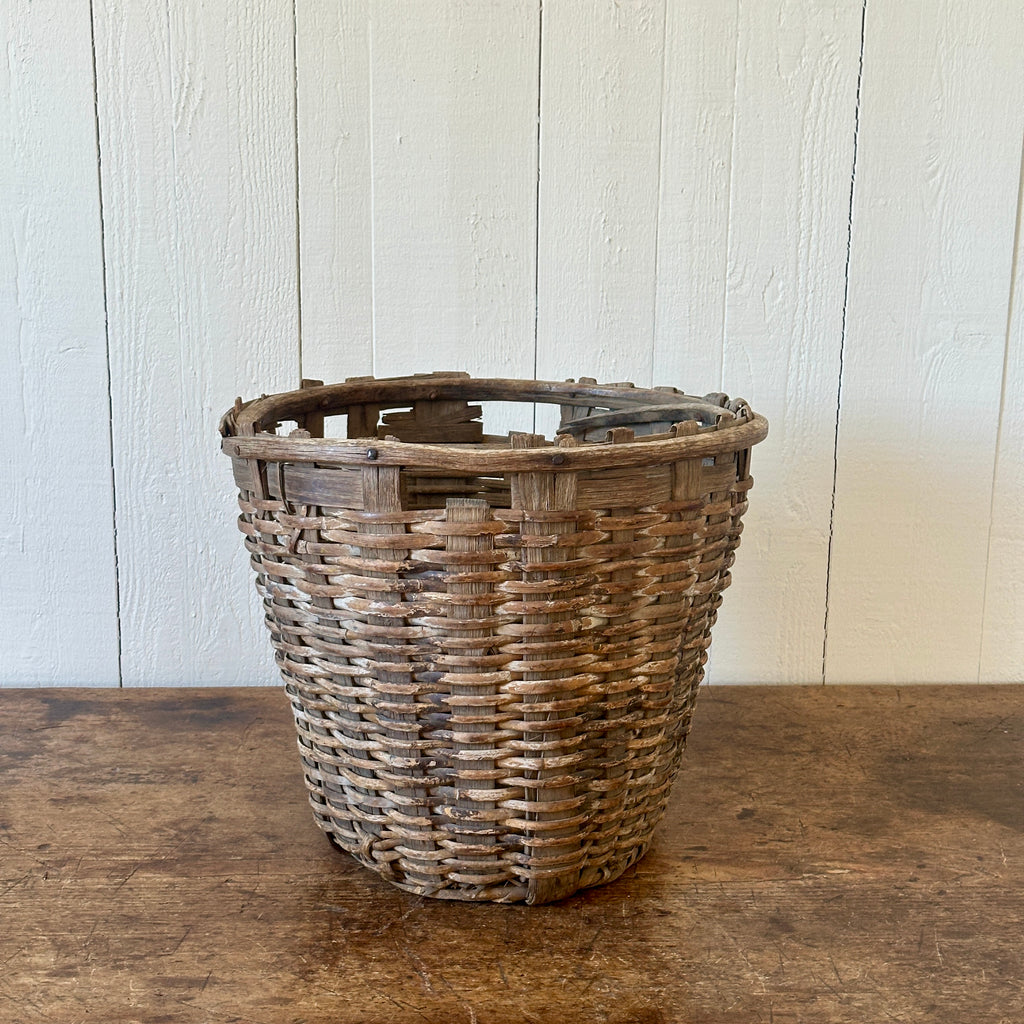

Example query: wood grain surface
[1,684,1020,1022]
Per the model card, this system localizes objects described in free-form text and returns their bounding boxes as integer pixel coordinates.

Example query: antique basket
[220,373,768,903]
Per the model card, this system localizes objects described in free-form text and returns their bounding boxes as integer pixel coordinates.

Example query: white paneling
[368,0,539,420]
[827,2,1024,683]
[0,1,119,685]
[535,0,665,409]
[295,0,374,383]
[4,1,1024,688]
[713,0,862,684]
[981,149,1024,682]
[652,0,738,393]
[95,0,298,685]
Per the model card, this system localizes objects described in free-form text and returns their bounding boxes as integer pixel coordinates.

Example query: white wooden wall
[3,0,1023,687]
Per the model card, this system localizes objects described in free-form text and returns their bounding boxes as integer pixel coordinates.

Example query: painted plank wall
[827,0,1024,683]
[981,143,1024,682]
[2,0,1022,686]
[713,0,862,683]
[94,0,298,685]
[1,0,119,685]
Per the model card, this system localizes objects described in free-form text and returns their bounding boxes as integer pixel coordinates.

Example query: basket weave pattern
[221,375,766,903]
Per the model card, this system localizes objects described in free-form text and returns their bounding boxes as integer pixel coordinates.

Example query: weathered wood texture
[1,684,1021,1021]
[3,0,1024,686]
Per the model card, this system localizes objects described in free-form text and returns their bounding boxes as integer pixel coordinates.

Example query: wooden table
[1,685,1021,1023]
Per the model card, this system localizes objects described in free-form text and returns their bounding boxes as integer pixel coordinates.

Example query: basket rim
[220,373,768,472]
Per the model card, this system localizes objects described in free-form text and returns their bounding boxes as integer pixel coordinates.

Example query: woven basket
[220,373,767,903]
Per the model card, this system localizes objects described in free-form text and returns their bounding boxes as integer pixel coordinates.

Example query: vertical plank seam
[978,131,1024,682]
[88,0,124,687]
[648,0,669,390]
[718,0,742,394]
[292,0,304,383]
[368,12,378,377]
[532,0,544,432]
[822,0,867,686]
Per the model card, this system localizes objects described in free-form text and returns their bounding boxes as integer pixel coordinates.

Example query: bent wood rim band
[223,417,768,471]
[221,375,768,472]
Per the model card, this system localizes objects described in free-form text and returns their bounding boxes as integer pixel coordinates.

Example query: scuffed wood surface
[1,684,1021,1022]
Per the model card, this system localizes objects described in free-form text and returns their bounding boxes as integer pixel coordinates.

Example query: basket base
[319,817,653,904]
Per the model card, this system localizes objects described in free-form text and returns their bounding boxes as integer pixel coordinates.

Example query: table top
[1,684,1021,1023]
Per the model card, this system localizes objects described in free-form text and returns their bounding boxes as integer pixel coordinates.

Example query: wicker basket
[220,373,767,903]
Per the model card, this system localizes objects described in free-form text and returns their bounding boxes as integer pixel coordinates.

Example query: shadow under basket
[220,373,768,904]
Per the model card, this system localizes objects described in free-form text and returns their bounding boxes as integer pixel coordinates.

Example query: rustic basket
[220,373,767,903]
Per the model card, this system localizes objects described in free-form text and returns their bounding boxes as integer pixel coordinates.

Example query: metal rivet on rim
[551,453,566,466]
[366,448,378,460]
